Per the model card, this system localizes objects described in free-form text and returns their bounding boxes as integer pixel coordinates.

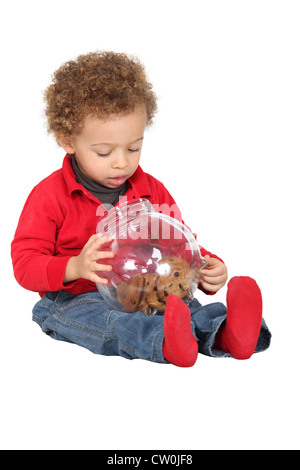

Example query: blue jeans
[32,290,271,363]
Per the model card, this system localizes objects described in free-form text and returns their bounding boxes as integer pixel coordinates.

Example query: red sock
[162,295,198,367]
[214,276,263,360]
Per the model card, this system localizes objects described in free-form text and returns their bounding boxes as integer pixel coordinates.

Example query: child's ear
[56,134,75,154]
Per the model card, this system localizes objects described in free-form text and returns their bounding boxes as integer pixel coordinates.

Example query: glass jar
[96,199,207,315]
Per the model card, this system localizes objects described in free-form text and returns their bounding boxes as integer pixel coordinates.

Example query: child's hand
[200,255,228,293]
[64,234,115,285]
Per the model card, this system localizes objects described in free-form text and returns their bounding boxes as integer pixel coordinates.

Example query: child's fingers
[94,261,113,272]
[200,280,218,292]
[202,274,225,285]
[87,233,112,248]
[95,234,113,247]
[201,279,225,293]
[89,272,109,285]
[95,250,115,260]
[202,266,224,277]
[85,233,101,246]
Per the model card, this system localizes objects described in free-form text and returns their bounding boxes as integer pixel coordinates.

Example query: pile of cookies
[116,256,194,315]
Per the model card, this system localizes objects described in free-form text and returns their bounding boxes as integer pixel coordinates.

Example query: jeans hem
[153,330,167,364]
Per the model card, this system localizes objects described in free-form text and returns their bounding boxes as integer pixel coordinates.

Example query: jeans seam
[32,312,43,326]
[153,330,165,363]
[58,298,104,312]
[40,296,54,307]
[52,306,115,340]
[106,311,144,359]
[118,341,143,359]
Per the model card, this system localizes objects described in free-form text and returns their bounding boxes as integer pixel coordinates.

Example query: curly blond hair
[44,51,158,138]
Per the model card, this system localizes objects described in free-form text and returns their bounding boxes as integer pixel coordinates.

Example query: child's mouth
[107,175,128,186]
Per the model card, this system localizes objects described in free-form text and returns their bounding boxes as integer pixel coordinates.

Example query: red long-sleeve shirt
[11,155,223,297]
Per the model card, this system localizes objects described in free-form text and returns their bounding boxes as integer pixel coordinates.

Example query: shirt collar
[62,154,152,198]
[127,165,151,198]
[63,155,85,195]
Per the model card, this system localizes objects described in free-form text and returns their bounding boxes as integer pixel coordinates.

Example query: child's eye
[128,148,139,153]
[97,152,111,157]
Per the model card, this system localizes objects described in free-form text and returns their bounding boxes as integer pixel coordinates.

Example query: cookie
[156,256,194,301]
[116,274,145,313]
[139,273,166,314]
[116,256,194,315]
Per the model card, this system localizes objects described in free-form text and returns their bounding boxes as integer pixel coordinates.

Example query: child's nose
[112,150,128,169]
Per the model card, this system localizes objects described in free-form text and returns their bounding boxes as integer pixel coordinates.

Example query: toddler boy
[11,51,271,367]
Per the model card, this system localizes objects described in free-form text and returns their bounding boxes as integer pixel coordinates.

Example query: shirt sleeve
[11,185,76,293]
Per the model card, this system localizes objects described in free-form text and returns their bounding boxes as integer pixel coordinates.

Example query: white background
[1,0,299,450]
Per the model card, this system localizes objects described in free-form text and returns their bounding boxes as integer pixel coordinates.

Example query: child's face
[60,106,148,188]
